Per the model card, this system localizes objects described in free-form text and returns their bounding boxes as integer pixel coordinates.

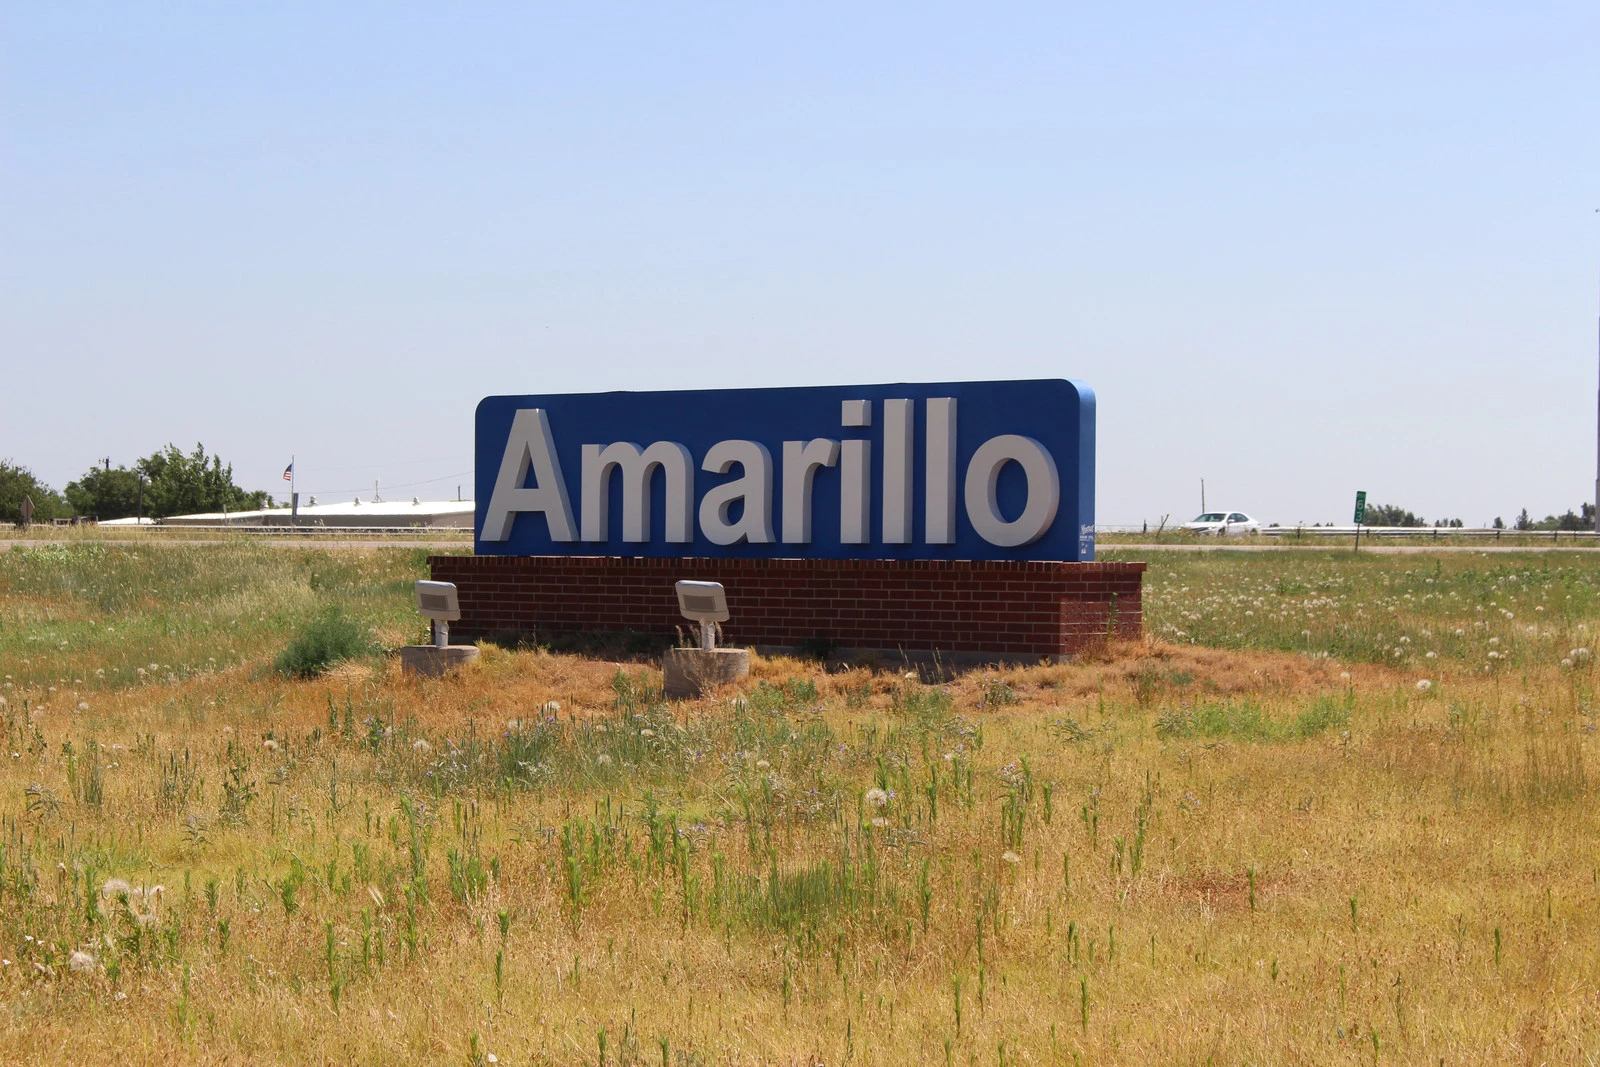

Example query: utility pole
[1594,209,1599,533]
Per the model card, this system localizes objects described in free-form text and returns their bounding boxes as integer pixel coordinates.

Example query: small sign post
[1353,490,1367,551]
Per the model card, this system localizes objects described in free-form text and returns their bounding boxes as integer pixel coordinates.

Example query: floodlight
[675,580,729,650]
[415,580,461,648]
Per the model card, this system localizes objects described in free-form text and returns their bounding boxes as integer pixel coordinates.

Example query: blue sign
[475,379,1094,561]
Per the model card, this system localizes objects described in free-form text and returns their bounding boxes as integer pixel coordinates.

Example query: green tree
[136,444,271,518]
[1531,503,1595,531]
[64,464,145,521]
[0,460,70,525]
[1364,503,1425,527]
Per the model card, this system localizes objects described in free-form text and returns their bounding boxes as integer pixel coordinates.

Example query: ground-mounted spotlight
[664,579,748,699]
[414,580,462,648]
[674,580,729,651]
[399,580,479,677]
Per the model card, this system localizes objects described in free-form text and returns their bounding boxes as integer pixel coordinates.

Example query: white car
[1183,511,1261,536]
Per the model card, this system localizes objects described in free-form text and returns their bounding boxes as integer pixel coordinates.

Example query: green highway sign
[1353,491,1367,526]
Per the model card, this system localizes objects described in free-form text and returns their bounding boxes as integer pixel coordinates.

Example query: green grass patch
[1155,694,1351,743]
[274,607,375,678]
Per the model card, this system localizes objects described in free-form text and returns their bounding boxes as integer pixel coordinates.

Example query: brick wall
[429,555,1145,660]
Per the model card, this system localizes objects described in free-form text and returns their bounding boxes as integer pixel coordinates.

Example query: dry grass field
[3,542,1600,1064]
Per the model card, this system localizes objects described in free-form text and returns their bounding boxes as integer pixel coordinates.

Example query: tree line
[1,445,271,524]
[1362,501,1597,532]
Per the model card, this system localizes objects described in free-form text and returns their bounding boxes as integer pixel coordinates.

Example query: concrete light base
[398,645,480,678]
[663,647,750,700]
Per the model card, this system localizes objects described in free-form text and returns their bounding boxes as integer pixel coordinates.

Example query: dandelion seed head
[1415,679,1432,692]
[864,787,889,809]
[1001,851,1021,865]
[68,950,96,974]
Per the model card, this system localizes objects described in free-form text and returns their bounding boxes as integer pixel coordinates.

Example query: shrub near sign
[475,380,1095,561]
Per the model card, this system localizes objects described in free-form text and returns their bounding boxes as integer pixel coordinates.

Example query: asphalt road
[0,539,471,551]
[1101,542,1599,554]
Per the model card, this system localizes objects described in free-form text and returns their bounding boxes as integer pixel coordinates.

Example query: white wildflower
[68,951,96,973]
[1001,851,1021,865]
[1562,658,1575,669]
[755,759,770,770]
[262,739,279,752]
[1415,679,1432,693]
[100,878,131,900]
[864,787,889,809]
[640,728,655,739]
[77,702,89,712]
[412,739,431,754]
[596,753,613,766]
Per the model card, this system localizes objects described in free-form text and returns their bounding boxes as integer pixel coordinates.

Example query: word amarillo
[483,397,1061,548]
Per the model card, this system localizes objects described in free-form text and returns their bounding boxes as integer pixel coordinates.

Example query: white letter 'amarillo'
[482,408,576,541]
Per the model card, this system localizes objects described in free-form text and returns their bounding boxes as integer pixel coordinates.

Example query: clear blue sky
[3,3,1596,526]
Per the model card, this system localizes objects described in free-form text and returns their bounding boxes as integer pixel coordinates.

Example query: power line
[292,470,473,498]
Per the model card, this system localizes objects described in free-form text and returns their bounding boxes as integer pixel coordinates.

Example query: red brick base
[429,555,1145,661]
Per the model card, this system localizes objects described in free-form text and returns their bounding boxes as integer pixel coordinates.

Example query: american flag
[282,461,294,482]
